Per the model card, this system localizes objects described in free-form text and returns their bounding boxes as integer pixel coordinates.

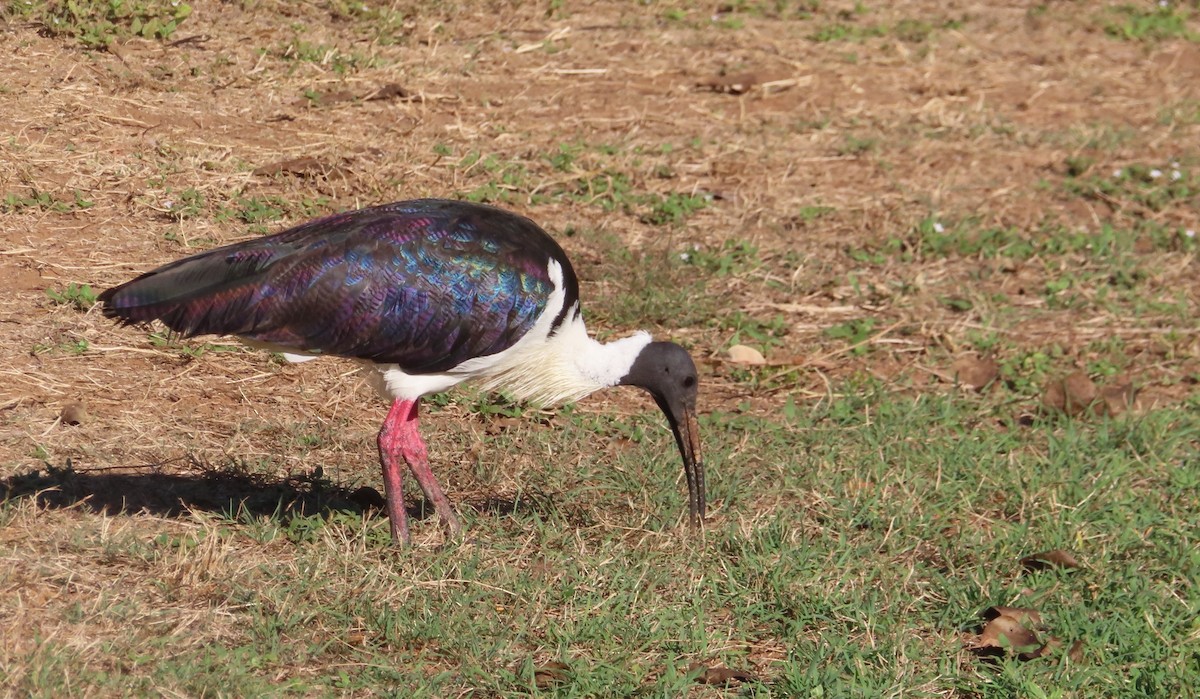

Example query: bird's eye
[682,375,696,388]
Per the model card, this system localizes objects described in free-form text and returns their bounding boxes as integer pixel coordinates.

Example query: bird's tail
[98,242,286,339]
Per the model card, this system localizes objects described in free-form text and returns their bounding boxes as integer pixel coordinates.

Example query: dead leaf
[1067,639,1085,663]
[687,662,758,685]
[974,614,1041,653]
[253,156,331,177]
[969,606,1047,657]
[1042,371,1097,416]
[951,354,999,391]
[1020,549,1081,571]
[983,606,1043,627]
[727,344,766,365]
[1097,378,1137,417]
[532,661,570,688]
[59,402,87,426]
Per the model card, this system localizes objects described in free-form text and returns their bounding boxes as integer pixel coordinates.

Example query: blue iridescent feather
[99,199,581,373]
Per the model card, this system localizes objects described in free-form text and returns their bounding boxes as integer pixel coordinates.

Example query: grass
[2,189,94,214]
[6,0,193,48]
[3,389,1197,695]
[45,282,97,311]
[1103,3,1200,43]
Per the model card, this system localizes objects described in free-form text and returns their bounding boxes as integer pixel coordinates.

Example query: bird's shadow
[0,459,559,530]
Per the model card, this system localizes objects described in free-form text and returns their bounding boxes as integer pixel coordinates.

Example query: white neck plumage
[475,311,651,406]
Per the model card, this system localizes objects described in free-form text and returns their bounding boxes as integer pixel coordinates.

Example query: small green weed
[795,204,835,223]
[661,7,687,22]
[640,191,710,226]
[998,345,1064,394]
[686,239,760,276]
[1103,3,1199,42]
[546,142,584,172]
[810,22,886,42]
[719,311,789,349]
[214,195,328,233]
[823,317,878,354]
[214,196,282,226]
[32,338,90,355]
[277,40,372,74]
[1158,98,1200,125]
[45,283,97,311]
[838,134,877,156]
[13,0,193,48]
[165,187,205,220]
[148,332,244,359]
[1066,161,1195,213]
[2,189,93,214]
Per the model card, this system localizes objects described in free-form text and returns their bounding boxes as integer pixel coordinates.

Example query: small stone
[727,344,766,365]
[60,402,87,426]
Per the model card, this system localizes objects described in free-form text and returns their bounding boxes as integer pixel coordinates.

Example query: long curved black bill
[667,407,705,527]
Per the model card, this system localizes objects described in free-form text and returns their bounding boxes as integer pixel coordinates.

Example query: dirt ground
[0,0,1198,689]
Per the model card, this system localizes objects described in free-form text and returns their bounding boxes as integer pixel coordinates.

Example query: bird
[99,198,705,545]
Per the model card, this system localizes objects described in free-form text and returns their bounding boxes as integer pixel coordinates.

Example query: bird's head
[618,341,705,527]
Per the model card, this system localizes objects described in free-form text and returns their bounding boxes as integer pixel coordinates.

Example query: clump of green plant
[684,239,760,276]
[214,194,329,233]
[33,338,90,355]
[824,317,878,355]
[45,283,97,311]
[2,189,93,213]
[641,191,710,226]
[1103,3,1198,43]
[148,331,243,359]
[13,0,193,48]
[1067,161,1195,213]
[276,40,372,74]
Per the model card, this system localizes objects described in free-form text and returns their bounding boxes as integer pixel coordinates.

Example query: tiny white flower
[162,200,174,209]
[1113,169,1123,177]
[1172,170,1183,180]
[1186,229,1197,239]
[1150,169,1163,179]
[933,222,945,233]
[679,252,691,262]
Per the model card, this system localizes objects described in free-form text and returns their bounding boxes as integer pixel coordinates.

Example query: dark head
[618,341,705,527]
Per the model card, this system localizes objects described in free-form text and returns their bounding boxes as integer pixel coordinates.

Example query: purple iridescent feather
[99,199,580,373]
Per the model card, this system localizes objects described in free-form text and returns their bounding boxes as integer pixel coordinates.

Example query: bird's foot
[440,509,463,540]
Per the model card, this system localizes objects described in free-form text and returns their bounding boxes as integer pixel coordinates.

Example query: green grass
[1103,3,1199,43]
[3,189,94,214]
[4,388,1197,695]
[6,0,193,48]
[445,142,712,227]
[45,282,98,311]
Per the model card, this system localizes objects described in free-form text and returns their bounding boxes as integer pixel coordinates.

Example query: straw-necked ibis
[99,199,704,544]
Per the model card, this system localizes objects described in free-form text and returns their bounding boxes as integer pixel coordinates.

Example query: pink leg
[377,398,462,545]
